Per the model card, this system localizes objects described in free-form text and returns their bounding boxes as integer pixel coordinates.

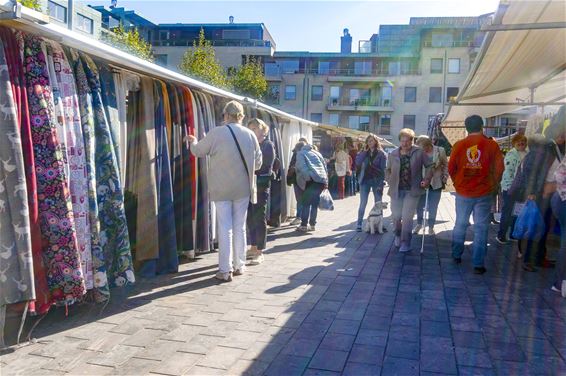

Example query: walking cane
[420,188,429,254]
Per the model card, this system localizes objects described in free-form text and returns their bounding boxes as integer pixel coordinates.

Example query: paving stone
[421,320,452,338]
[303,368,341,376]
[87,345,141,367]
[241,341,285,362]
[420,352,458,374]
[342,362,381,376]
[120,328,167,348]
[265,354,310,376]
[347,344,384,365]
[455,347,493,368]
[196,345,244,370]
[381,356,419,376]
[485,340,526,362]
[458,366,497,376]
[281,337,320,358]
[113,357,159,375]
[309,349,348,372]
[0,354,52,375]
[41,348,99,372]
[64,363,115,375]
[149,352,203,375]
[386,339,419,360]
[327,319,361,336]
[452,330,486,349]
[30,336,87,358]
[355,329,388,347]
[226,359,270,376]
[388,325,420,342]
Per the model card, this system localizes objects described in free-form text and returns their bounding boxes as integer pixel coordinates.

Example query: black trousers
[247,177,271,250]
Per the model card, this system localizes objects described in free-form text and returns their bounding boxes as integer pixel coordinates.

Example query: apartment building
[263,17,490,139]
[34,0,103,38]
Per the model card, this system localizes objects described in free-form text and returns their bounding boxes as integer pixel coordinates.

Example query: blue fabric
[452,194,491,267]
[357,182,383,227]
[512,200,545,241]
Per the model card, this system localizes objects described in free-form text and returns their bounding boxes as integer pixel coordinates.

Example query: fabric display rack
[0,8,316,347]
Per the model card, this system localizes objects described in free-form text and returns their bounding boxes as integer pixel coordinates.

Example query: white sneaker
[290,218,301,226]
[399,243,411,253]
[249,253,264,266]
[413,224,422,234]
[297,225,308,232]
[308,225,316,232]
[394,236,401,247]
[215,271,233,282]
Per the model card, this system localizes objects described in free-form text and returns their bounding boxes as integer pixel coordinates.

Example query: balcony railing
[153,39,272,48]
[328,97,392,107]
[422,41,477,48]
[265,67,421,77]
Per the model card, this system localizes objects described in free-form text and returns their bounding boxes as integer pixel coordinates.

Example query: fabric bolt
[114,70,139,185]
[98,64,122,184]
[23,35,85,305]
[80,53,134,288]
[0,39,35,306]
[0,28,51,314]
[46,42,93,290]
[71,49,109,301]
[125,77,159,265]
[198,93,217,245]
[181,87,197,250]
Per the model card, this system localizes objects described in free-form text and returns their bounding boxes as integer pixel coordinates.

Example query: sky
[83,0,500,52]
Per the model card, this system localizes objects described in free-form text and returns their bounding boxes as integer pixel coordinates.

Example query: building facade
[262,17,491,140]
[38,0,102,38]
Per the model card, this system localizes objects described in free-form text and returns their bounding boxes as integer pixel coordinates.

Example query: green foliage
[18,0,41,11]
[230,56,268,100]
[178,28,230,89]
[104,24,154,62]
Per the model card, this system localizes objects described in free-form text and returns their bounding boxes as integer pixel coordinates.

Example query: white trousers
[215,197,249,273]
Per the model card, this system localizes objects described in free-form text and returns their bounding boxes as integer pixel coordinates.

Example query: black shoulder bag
[226,125,250,178]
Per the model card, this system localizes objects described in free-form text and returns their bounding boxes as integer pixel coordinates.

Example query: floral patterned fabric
[555,158,566,201]
[69,49,108,301]
[79,53,134,288]
[1,28,51,314]
[45,42,93,290]
[0,38,35,306]
[23,35,85,305]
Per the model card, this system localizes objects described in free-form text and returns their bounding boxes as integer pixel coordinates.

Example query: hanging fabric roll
[0,28,51,314]
[114,70,139,186]
[181,87,198,252]
[45,41,94,290]
[70,49,109,301]
[23,35,85,305]
[79,54,134,288]
[0,38,36,308]
[98,64,122,186]
[126,77,159,277]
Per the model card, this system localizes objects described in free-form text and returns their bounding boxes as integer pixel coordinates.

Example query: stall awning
[316,124,396,148]
[442,0,566,126]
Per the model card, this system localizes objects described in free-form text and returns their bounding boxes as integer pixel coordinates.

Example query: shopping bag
[319,189,335,211]
[512,200,545,241]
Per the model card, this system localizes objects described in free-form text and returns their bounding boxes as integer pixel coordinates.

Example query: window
[284,85,296,100]
[403,115,416,130]
[330,86,340,99]
[318,62,330,74]
[429,87,442,103]
[379,115,391,135]
[430,58,443,74]
[348,115,370,130]
[264,62,279,76]
[349,88,371,105]
[76,14,94,34]
[431,32,454,47]
[388,61,400,75]
[329,114,340,126]
[311,85,323,101]
[354,61,372,75]
[404,87,417,102]
[222,29,250,40]
[48,1,67,23]
[381,85,392,106]
[448,58,460,74]
[310,113,323,123]
[266,83,280,104]
[155,54,168,66]
[280,60,300,74]
[446,87,459,103]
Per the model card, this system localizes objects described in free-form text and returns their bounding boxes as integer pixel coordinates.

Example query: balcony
[327,97,394,112]
[324,68,421,82]
[153,39,273,48]
[422,41,478,48]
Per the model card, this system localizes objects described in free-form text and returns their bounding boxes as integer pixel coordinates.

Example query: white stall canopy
[442,0,566,127]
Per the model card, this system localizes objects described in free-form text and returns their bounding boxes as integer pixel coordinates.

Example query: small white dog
[363,202,388,234]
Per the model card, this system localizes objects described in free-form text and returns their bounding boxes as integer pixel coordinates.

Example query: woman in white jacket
[333,143,351,200]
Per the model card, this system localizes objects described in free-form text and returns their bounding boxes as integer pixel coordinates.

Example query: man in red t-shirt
[448,115,504,274]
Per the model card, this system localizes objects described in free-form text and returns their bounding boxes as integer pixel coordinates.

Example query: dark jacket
[256,139,276,177]
[355,149,387,187]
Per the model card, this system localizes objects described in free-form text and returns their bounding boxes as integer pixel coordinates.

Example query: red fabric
[0,28,51,314]
[448,134,504,198]
[337,176,345,199]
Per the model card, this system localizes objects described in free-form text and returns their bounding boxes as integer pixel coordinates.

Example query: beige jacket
[426,146,449,190]
[190,123,262,203]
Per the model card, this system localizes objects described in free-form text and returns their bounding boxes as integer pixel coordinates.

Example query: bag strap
[226,125,250,178]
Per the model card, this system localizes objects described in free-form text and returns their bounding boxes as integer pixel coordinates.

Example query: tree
[230,56,268,100]
[103,24,154,62]
[18,0,41,11]
[178,28,230,89]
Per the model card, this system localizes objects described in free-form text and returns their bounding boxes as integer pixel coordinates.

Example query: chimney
[341,28,352,54]
[229,16,234,24]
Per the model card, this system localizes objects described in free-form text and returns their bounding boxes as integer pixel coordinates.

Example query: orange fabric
[448,134,504,198]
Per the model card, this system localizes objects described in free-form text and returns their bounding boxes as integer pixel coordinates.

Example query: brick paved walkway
[1,193,565,375]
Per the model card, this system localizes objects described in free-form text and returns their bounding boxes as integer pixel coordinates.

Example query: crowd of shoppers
[187,100,565,297]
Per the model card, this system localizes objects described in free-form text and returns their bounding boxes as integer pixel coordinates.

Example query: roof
[442,0,566,126]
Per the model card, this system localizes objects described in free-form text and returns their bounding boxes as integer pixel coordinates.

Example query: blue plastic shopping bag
[319,189,334,211]
[512,200,545,241]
